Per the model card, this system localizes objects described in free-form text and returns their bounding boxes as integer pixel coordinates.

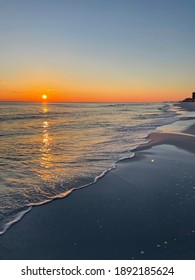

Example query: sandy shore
[0,103,195,260]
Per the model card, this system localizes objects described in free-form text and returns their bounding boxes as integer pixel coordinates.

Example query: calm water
[0,102,180,234]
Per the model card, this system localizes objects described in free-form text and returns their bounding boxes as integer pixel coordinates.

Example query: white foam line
[0,206,32,236]
[0,151,137,236]
[94,152,135,182]
[27,189,74,207]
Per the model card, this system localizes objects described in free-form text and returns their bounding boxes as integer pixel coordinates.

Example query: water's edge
[0,103,184,236]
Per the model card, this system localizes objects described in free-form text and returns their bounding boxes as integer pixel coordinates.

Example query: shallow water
[0,102,180,234]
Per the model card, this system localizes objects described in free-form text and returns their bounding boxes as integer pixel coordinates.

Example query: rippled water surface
[0,102,180,234]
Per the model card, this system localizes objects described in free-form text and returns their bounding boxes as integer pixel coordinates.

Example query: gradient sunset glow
[0,0,194,102]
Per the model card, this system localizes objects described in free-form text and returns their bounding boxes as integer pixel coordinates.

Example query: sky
[0,0,195,102]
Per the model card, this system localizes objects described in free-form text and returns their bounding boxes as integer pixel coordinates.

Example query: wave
[0,102,181,236]
[0,111,70,122]
[0,206,32,236]
[0,104,178,235]
[116,119,179,132]
[0,151,136,236]
[0,115,43,122]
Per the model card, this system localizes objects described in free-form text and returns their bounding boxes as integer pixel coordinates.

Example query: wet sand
[0,104,195,259]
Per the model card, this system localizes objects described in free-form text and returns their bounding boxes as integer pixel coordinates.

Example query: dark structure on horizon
[181,92,195,102]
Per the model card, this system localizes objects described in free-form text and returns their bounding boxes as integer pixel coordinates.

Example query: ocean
[0,102,181,234]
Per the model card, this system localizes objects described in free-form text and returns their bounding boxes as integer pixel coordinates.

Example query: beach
[0,103,195,260]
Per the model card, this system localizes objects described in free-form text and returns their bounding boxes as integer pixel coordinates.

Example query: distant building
[181,91,195,102]
[182,97,193,102]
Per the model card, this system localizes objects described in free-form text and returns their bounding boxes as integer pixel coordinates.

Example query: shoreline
[0,102,195,259]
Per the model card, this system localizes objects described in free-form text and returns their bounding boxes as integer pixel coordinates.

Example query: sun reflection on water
[42,103,48,114]
[39,104,53,182]
[43,107,48,113]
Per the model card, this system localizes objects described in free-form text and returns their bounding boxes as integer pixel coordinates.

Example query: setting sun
[42,94,47,100]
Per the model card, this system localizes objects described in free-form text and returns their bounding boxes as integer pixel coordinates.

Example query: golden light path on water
[38,103,75,198]
[39,103,54,187]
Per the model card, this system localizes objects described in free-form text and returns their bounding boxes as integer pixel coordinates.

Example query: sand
[0,103,195,260]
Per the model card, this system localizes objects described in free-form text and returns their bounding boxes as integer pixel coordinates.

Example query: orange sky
[0,88,191,103]
[1,88,193,103]
[0,75,192,102]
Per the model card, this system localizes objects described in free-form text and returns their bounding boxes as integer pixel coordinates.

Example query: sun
[42,94,47,100]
